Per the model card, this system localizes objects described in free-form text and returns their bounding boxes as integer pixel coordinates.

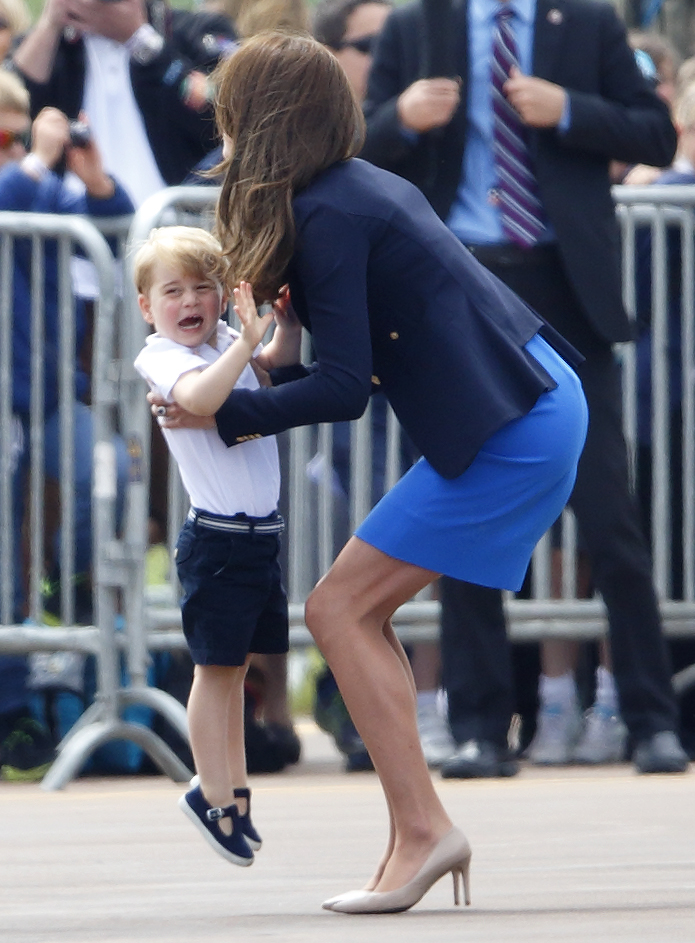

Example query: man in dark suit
[362,0,689,775]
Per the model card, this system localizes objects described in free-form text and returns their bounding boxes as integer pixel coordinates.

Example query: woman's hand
[147,391,216,429]
[273,285,301,332]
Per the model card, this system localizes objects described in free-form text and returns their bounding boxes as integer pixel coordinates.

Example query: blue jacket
[215,159,579,479]
[0,163,133,413]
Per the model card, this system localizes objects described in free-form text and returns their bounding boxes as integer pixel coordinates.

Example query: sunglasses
[336,34,378,55]
[0,128,30,150]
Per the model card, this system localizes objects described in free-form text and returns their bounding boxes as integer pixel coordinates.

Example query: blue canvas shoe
[233,787,262,850]
[189,776,263,851]
[178,785,254,866]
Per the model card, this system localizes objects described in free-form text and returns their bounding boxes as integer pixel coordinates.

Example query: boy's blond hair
[0,69,29,115]
[134,226,230,296]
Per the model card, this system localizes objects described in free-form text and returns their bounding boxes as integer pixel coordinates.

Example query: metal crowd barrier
[2,182,695,788]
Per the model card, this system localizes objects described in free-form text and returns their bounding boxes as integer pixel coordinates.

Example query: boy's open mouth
[179,315,204,329]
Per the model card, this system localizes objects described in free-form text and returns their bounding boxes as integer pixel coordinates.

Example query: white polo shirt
[134,321,280,517]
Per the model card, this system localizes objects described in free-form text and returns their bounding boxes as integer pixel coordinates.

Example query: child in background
[133,226,300,865]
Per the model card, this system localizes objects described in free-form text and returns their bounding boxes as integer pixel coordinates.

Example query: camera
[68,120,91,148]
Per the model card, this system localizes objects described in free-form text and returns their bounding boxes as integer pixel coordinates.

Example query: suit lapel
[532,0,567,80]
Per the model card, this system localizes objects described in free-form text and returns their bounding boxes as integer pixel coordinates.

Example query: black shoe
[264,722,302,766]
[0,715,56,782]
[344,748,374,773]
[244,715,288,774]
[440,739,519,779]
[632,731,689,774]
[314,667,373,770]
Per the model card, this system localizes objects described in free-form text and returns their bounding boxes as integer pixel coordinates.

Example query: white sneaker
[417,702,455,768]
[572,705,627,764]
[526,702,582,765]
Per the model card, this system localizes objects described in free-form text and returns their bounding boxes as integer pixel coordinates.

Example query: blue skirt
[355,334,588,591]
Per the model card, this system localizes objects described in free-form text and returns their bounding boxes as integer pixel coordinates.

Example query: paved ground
[1,721,694,943]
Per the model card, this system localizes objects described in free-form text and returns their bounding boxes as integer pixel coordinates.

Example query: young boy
[133,226,301,866]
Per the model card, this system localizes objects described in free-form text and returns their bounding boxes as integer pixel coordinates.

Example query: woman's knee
[304,582,335,643]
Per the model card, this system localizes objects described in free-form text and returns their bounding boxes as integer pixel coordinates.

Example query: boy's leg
[187,660,249,834]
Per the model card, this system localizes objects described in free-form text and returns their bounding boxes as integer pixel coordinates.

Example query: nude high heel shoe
[324,827,471,914]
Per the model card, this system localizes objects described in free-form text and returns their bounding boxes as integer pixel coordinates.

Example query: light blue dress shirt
[446,0,561,245]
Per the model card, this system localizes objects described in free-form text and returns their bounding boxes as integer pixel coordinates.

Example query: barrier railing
[0,212,191,789]
[2,182,695,788]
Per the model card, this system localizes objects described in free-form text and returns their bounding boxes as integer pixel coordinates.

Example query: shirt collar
[471,0,536,28]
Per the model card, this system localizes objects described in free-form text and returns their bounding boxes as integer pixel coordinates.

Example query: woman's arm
[214,204,374,446]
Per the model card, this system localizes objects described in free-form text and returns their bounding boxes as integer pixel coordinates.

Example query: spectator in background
[10,0,236,208]
[630,31,679,109]
[634,82,695,758]
[315,0,456,774]
[0,72,133,782]
[183,0,312,774]
[362,0,688,778]
[313,0,392,102]
[0,0,30,61]
[205,0,310,38]
[312,0,447,774]
[614,33,681,185]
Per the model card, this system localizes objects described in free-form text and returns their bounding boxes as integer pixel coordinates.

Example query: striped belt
[187,508,284,535]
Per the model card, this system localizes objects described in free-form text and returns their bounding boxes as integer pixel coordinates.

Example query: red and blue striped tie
[491,8,546,247]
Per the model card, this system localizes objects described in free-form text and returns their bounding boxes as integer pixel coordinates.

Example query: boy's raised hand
[233,281,275,350]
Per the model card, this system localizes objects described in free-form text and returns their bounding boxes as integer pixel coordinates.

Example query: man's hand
[504,67,566,128]
[65,112,115,198]
[35,0,73,32]
[397,77,461,133]
[61,0,147,44]
[30,107,70,170]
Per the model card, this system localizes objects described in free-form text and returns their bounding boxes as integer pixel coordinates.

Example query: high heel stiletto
[324,827,471,914]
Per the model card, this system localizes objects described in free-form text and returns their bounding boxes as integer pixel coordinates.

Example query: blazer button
[371,375,381,385]
[389,331,399,340]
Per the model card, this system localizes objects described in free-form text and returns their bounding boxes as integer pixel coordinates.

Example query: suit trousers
[441,246,678,746]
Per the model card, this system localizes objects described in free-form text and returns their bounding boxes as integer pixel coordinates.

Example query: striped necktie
[491,7,545,247]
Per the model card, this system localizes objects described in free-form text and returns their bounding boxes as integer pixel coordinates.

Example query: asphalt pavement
[1,720,693,943]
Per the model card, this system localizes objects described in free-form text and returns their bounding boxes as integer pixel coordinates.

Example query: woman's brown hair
[213,31,365,300]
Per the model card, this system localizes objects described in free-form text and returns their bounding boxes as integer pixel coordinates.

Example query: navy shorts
[174,511,289,666]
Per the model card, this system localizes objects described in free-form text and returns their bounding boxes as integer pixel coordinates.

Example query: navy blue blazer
[215,159,578,480]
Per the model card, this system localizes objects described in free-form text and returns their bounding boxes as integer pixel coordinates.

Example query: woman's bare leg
[187,660,249,831]
[363,617,416,890]
[305,537,454,893]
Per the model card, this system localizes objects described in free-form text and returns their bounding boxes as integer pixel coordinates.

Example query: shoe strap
[206,802,237,822]
[233,788,250,801]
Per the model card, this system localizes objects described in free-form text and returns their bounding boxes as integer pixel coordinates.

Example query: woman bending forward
[187,31,587,914]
